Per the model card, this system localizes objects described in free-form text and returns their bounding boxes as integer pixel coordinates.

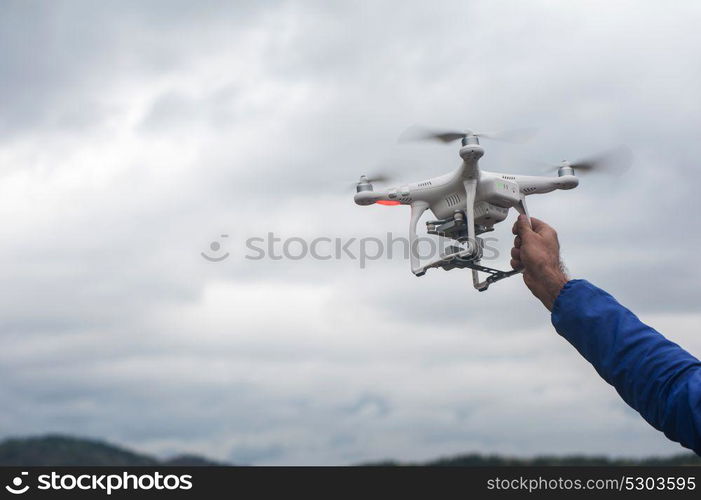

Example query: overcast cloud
[1,0,701,464]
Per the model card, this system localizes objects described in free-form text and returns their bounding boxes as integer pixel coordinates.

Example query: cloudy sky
[1,0,701,464]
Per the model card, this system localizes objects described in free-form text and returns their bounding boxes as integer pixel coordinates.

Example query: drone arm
[354,190,390,205]
[513,174,579,195]
[409,202,429,274]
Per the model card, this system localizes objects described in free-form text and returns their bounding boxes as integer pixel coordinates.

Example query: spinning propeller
[358,174,391,183]
[399,125,537,144]
[543,145,633,176]
[347,173,395,191]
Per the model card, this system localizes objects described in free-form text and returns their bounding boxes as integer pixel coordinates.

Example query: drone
[354,126,631,291]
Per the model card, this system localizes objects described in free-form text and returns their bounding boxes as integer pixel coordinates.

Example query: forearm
[552,280,701,454]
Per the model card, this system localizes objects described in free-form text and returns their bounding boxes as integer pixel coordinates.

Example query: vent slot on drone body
[418,181,432,187]
[445,193,461,207]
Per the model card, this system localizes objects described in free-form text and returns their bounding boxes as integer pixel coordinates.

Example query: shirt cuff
[550,279,583,330]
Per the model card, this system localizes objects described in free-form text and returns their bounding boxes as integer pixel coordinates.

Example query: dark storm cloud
[0,0,267,140]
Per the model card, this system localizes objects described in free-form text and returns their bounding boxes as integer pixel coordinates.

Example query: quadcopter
[354,126,631,291]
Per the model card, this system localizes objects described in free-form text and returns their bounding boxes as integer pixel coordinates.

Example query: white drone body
[354,132,581,291]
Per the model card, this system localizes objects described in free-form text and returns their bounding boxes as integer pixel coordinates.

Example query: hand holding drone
[354,126,632,291]
[511,215,569,308]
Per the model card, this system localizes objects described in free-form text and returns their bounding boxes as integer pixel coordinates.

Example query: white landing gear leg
[514,193,532,228]
[462,180,484,290]
[466,193,534,291]
[409,202,429,276]
[470,184,525,291]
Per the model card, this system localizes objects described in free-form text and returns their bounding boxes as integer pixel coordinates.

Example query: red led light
[376,200,401,206]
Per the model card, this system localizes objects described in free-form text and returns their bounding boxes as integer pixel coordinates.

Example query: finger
[510,247,520,260]
[514,235,521,248]
[510,258,522,270]
[515,214,534,238]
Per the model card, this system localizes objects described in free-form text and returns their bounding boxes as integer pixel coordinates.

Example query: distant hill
[1,435,699,466]
[365,453,701,466]
[0,435,226,466]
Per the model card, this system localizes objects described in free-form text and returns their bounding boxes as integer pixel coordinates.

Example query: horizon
[2,434,699,466]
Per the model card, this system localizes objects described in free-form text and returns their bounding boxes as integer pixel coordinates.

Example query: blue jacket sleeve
[551,279,701,455]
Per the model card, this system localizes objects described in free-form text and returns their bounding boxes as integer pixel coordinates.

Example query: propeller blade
[346,173,394,190]
[398,126,468,143]
[365,174,391,183]
[399,125,536,144]
[570,145,633,175]
[476,127,538,144]
[542,145,633,176]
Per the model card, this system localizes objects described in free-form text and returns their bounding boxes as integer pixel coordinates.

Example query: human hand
[511,215,569,310]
